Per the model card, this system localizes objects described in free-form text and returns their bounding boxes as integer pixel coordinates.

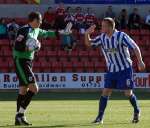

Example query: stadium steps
[0,29,150,72]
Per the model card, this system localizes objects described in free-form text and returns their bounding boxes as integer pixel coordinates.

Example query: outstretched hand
[85,24,96,35]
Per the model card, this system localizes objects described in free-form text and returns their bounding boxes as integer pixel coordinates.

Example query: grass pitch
[0,91,150,128]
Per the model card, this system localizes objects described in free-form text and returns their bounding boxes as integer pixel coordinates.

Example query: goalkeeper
[13,11,58,126]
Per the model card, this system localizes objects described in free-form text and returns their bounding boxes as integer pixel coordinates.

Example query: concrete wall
[0,4,149,18]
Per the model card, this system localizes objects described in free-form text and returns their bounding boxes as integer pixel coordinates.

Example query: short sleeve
[91,35,102,47]
[122,32,136,49]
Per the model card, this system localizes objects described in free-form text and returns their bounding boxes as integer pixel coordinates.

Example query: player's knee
[124,90,132,97]
[19,86,28,95]
[28,83,39,94]
[102,88,112,96]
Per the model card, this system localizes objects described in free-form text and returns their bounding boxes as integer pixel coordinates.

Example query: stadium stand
[0,28,150,73]
[0,1,149,73]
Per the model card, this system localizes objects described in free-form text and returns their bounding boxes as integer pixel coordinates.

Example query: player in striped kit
[85,17,145,124]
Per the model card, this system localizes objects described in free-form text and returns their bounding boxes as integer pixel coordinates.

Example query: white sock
[18,107,26,114]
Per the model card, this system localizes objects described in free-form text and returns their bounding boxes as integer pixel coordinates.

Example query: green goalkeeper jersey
[13,24,56,60]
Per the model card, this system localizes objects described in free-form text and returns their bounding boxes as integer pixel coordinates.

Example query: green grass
[0,91,150,128]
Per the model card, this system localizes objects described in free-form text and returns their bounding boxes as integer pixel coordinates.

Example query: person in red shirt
[74,7,85,32]
[85,7,97,29]
[43,7,56,29]
[55,2,66,29]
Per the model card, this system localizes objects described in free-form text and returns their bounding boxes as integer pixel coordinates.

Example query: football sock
[18,91,35,115]
[16,94,25,113]
[18,107,26,114]
[98,96,109,120]
[129,94,140,113]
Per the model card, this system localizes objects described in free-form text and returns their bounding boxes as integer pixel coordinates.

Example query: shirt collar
[105,29,118,38]
[112,29,118,37]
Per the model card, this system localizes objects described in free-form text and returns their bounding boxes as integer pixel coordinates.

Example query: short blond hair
[103,17,115,30]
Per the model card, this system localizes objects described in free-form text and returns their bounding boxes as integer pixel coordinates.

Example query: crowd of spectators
[0,3,150,40]
[42,4,150,31]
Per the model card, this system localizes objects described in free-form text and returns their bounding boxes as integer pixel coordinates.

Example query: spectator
[43,7,56,29]
[54,2,66,30]
[85,7,97,29]
[61,30,77,52]
[0,18,7,39]
[145,10,150,29]
[64,7,74,24]
[118,9,128,29]
[128,8,141,29]
[74,7,85,33]
[104,6,116,19]
[7,19,19,41]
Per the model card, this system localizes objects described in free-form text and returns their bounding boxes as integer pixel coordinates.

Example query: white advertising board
[0,73,149,89]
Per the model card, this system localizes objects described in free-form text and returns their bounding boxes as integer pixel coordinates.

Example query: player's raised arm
[38,29,57,38]
[84,24,96,47]
[122,33,145,72]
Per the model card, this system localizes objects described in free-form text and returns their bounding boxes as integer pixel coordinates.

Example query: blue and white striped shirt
[91,30,137,72]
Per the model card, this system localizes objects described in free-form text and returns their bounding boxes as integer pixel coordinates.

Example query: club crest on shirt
[105,48,118,53]
[16,35,24,42]
[29,76,33,82]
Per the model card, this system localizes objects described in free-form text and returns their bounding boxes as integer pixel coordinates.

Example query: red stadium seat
[51,61,62,72]
[130,29,140,36]
[44,39,60,47]
[59,57,69,62]
[42,39,53,47]
[62,61,73,72]
[38,51,46,57]
[2,46,11,53]
[0,59,8,68]
[140,29,150,36]
[89,49,100,58]
[0,68,9,73]
[7,57,14,67]
[38,57,47,62]
[69,57,79,62]
[80,57,90,62]
[46,51,57,57]
[0,39,10,46]
[84,61,94,72]
[69,50,78,57]
[58,50,68,57]
[78,51,88,57]
[73,61,84,72]
[94,61,106,72]
[41,61,51,72]
[3,50,12,57]
[33,61,41,68]
[0,50,4,56]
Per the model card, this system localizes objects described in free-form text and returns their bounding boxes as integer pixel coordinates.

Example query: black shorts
[14,57,36,86]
